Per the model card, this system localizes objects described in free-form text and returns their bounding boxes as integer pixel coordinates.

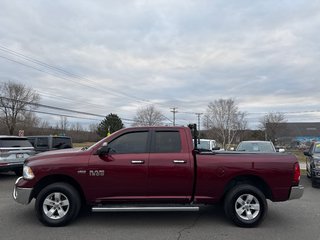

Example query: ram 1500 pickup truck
[13,126,304,227]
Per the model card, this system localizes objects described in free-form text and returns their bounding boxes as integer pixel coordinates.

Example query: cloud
[0,0,320,128]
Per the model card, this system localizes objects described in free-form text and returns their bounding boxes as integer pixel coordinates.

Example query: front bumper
[288,185,304,200]
[311,169,320,178]
[12,177,33,205]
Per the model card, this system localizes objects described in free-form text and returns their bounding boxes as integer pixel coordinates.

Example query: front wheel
[224,184,268,228]
[35,183,81,227]
[311,176,319,188]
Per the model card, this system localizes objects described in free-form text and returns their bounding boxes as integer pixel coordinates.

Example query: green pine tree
[97,113,124,137]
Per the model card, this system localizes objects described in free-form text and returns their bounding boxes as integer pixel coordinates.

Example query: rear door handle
[131,160,145,164]
[173,160,187,164]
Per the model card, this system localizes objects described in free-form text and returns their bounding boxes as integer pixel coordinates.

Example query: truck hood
[26,147,88,162]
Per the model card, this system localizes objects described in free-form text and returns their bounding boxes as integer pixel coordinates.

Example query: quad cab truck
[13,125,304,227]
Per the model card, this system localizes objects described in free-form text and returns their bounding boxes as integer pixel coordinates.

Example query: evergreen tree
[97,113,124,137]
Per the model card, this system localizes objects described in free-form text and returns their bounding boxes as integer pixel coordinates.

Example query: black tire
[35,183,81,227]
[311,177,319,188]
[224,184,268,228]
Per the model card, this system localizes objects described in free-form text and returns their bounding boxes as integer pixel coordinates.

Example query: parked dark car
[304,142,320,187]
[27,136,72,153]
[0,136,35,175]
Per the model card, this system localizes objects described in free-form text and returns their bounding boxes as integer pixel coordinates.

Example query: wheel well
[223,175,273,201]
[32,175,86,205]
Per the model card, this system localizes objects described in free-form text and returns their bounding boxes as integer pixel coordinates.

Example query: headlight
[23,165,35,180]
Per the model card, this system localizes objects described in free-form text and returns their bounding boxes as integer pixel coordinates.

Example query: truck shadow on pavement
[76,204,232,228]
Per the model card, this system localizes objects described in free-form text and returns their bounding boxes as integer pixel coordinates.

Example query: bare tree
[259,112,286,142]
[40,120,51,129]
[16,111,40,133]
[58,116,69,131]
[132,105,165,127]
[88,123,98,133]
[70,122,84,132]
[0,81,40,135]
[204,98,247,149]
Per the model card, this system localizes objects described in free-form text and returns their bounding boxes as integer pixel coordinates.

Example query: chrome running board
[92,206,199,212]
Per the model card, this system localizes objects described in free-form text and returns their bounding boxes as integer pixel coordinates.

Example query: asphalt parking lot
[1,173,319,240]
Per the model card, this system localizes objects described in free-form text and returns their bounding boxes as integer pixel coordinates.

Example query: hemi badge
[77,170,87,174]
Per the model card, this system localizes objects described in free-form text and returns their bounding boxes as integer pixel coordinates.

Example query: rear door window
[36,137,49,148]
[153,131,181,153]
[27,137,36,147]
[52,137,72,149]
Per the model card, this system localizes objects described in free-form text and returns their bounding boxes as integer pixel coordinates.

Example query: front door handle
[173,160,187,164]
[131,160,145,164]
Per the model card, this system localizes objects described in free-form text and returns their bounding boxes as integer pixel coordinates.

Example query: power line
[28,109,102,121]
[0,45,174,122]
[0,96,178,125]
[0,45,151,104]
[0,96,105,118]
[0,96,139,123]
[0,46,189,118]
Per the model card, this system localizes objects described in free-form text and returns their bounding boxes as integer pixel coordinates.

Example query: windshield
[314,143,320,153]
[237,142,275,152]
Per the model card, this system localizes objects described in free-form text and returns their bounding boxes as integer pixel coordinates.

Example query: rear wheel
[224,184,267,227]
[35,183,81,227]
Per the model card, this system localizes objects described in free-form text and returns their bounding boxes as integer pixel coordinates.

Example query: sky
[0,0,320,129]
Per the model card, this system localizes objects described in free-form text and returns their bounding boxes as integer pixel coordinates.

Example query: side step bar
[92,206,200,212]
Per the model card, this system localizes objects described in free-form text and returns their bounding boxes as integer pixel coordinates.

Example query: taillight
[292,162,301,186]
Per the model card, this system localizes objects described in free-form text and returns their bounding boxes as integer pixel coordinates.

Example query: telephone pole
[170,107,178,126]
[195,113,203,136]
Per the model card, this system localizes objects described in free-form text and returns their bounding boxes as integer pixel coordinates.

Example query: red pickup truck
[13,126,303,227]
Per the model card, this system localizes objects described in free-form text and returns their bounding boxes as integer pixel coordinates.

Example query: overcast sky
[1,0,320,129]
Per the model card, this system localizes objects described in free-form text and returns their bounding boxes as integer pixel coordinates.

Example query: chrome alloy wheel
[43,192,70,220]
[235,194,260,221]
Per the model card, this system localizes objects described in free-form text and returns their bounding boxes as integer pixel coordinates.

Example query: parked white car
[236,141,285,153]
[195,139,221,151]
[0,136,35,175]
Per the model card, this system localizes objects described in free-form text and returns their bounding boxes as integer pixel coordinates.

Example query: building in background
[270,122,320,149]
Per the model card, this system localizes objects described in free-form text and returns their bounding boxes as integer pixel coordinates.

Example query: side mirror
[212,147,220,151]
[95,142,110,156]
[277,148,285,153]
[230,147,235,151]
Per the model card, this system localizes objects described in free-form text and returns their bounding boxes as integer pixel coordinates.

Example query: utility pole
[170,107,178,126]
[195,113,203,136]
